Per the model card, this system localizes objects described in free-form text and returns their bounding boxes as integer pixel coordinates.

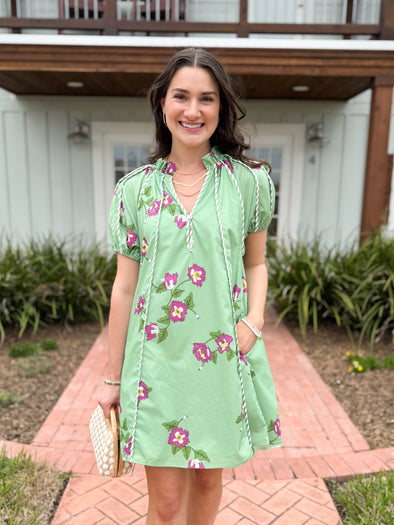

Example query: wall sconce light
[67,119,90,144]
[307,123,329,147]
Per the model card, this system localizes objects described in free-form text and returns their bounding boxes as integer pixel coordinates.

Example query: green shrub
[40,339,59,351]
[0,237,116,340]
[383,353,394,370]
[8,342,42,358]
[267,229,394,347]
[0,392,23,408]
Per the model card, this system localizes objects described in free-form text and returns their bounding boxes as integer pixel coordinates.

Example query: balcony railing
[0,0,392,39]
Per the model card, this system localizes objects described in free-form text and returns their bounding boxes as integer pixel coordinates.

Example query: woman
[98,47,281,524]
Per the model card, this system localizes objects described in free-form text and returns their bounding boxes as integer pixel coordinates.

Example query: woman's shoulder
[220,154,270,189]
[114,163,155,197]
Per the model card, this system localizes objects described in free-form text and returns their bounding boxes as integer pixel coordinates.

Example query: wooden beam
[344,0,354,39]
[238,0,249,38]
[360,84,393,242]
[380,0,394,39]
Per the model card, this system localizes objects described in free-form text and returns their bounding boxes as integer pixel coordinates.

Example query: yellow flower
[357,365,363,372]
[352,360,359,367]
[346,351,351,357]
[348,366,354,372]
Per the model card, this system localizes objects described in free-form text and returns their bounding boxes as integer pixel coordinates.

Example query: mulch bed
[0,322,101,444]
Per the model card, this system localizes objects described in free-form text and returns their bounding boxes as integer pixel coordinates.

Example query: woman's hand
[236,320,257,355]
[97,385,120,419]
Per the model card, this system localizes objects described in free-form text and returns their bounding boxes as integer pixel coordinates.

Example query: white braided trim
[213,165,253,449]
[222,160,246,243]
[129,170,166,458]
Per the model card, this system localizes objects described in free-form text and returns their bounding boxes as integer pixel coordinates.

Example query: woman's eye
[202,97,214,102]
[174,94,186,100]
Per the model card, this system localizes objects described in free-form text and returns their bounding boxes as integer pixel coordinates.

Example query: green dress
[108,146,281,469]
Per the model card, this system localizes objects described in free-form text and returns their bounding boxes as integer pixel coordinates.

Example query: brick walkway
[1,312,393,524]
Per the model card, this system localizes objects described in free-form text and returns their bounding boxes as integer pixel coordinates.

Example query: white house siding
[0,87,393,248]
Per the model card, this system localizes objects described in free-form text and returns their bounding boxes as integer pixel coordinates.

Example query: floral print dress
[108,146,281,469]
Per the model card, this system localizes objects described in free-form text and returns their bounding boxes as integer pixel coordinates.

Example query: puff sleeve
[108,179,141,262]
[245,165,276,233]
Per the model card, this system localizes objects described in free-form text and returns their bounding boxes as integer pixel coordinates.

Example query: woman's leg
[145,466,190,525]
[186,468,223,525]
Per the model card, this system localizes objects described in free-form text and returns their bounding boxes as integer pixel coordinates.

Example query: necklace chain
[173,172,207,187]
[176,187,202,197]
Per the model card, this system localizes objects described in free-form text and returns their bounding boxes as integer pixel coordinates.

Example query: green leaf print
[146,197,154,206]
[157,315,170,325]
[210,330,222,340]
[167,203,176,216]
[182,446,191,460]
[162,420,179,432]
[158,327,168,343]
[161,304,171,314]
[156,283,167,293]
[144,186,152,197]
[235,413,243,424]
[226,349,235,361]
[172,445,182,455]
[194,450,210,463]
[139,318,145,332]
[184,292,195,310]
[212,352,218,364]
[268,420,274,432]
[172,288,184,298]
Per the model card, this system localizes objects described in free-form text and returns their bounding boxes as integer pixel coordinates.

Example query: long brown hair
[147,47,268,169]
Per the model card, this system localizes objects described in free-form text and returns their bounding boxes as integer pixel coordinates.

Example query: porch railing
[0,0,392,39]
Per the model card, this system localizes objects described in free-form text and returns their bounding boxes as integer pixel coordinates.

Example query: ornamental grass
[266,229,394,348]
[0,237,116,342]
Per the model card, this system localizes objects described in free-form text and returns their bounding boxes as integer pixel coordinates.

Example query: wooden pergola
[0,0,393,241]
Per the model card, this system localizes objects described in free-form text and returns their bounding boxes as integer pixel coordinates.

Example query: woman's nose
[184,99,200,119]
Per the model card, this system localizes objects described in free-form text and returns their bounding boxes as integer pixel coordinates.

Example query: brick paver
[2,311,393,524]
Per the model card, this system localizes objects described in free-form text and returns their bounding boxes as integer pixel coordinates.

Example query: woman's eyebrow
[170,88,218,96]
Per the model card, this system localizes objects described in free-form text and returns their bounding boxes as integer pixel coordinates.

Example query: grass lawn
[0,447,71,525]
[328,470,394,525]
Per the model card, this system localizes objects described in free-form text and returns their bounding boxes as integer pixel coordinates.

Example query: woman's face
[161,66,221,154]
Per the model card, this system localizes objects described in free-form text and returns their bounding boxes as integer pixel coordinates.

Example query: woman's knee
[190,468,223,493]
[145,466,188,521]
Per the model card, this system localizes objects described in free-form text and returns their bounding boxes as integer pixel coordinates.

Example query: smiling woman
[97,47,280,525]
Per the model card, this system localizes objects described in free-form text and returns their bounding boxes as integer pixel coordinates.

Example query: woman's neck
[167,144,210,172]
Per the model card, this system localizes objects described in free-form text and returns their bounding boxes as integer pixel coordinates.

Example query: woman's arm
[236,229,268,355]
[98,253,140,417]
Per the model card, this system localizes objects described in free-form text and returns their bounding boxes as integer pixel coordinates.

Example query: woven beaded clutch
[89,405,133,477]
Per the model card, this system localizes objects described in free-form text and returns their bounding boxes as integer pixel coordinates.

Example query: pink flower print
[273,418,281,436]
[163,161,176,175]
[242,276,247,293]
[113,185,118,195]
[239,352,248,366]
[209,151,214,158]
[164,272,178,290]
[147,199,161,216]
[145,166,151,175]
[145,322,159,341]
[188,264,206,287]
[120,200,125,216]
[223,159,234,173]
[141,237,148,257]
[215,333,233,353]
[188,459,205,469]
[168,427,189,447]
[124,437,132,456]
[232,285,241,301]
[134,296,144,315]
[175,215,187,229]
[169,301,187,323]
[193,343,212,363]
[138,381,149,402]
[216,161,223,170]
[162,191,173,207]
[127,229,137,247]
